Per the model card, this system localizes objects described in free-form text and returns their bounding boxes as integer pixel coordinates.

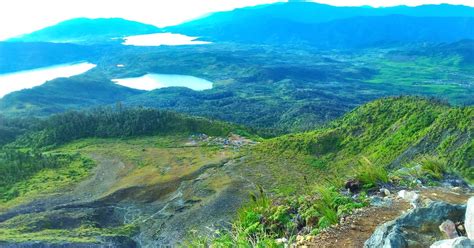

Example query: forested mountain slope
[0,42,96,73]
[251,97,473,193]
[194,96,473,246]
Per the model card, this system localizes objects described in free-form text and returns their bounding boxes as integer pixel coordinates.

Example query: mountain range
[7,3,474,47]
[0,2,474,247]
[168,3,474,47]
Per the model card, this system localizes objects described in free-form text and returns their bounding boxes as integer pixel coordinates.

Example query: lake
[0,62,96,98]
[122,33,211,46]
[112,73,213,91]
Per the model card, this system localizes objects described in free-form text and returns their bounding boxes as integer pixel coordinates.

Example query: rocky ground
[297,187,474,248]
[0,135,257,247]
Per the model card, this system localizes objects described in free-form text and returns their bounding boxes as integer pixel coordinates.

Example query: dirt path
[306,200,410,248]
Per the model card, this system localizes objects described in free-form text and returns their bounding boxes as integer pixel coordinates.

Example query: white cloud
[0,0,472,40]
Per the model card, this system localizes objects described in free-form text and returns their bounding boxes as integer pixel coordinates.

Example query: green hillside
[254,97,472,189]
[191,96,473,246]
[0,107,252,245]
[0,97,471,246]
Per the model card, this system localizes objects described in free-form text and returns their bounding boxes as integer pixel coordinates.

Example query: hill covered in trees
[6,106,251,149]
[8,18,161,44]
[255,97,473,186]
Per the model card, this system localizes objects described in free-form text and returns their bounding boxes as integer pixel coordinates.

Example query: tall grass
[419,156,447,179]
[355,156,389,188]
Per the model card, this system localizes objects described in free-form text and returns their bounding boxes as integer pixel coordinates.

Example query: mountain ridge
[167,2,474,47]
[8,18,161,44]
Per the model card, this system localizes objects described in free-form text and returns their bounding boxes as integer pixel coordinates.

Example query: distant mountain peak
[8,17,161,44]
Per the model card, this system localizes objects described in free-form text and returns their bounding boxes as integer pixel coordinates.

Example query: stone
[430,237,474,248]
[398,190,420,208]
[370,196,393,208]
[365,202,466,248]
[466,197,474,239]
[456,223,466,237]
[439,220,459,239]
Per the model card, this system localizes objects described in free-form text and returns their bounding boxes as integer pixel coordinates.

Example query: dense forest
[0,150,89,202]
[7,106,250,149]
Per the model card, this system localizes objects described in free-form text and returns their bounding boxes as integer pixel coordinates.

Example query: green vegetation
[254,97,473,184]
[184,186,367,247]
[189,97,472,246]
[0,96,472,246]
[354,157,389,189]
[0,150,94,209]
[0,107,248,245]
[1,5,473,246]
[2,42,473,133]
[0,220,137,244]
[12,106,251,148]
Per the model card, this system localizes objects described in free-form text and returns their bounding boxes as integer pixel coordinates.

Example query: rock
[456,223,467,237]
[398,190,420,208]
[466,197,474,239]
[439,220,459,239]
[365,201,466,248]
[275,237,288,244]
[382,188,391,196]
[370,196,393,207]
[430,237,474,248]
[364,222,408,248]
[345,179,362,193]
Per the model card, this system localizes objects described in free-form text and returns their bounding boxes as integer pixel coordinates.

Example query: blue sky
[0,0,473,40]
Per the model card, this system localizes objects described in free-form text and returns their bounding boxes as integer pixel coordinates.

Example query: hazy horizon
[1,0,473,40]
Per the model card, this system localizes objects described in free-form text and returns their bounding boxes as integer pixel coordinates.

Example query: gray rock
[439,220,459,239]
[370,196,393,208]
[397,190,420,208]
[364,220,407,248]
[466,197,474,239]
[365,201,466,248]
[430,237,474,248]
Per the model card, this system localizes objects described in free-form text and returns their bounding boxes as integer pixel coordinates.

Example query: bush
[355,156,389,188]
[419,156,447,179]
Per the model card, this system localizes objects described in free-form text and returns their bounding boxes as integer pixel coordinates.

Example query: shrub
[355,156,389,188]
[419,156,447,179]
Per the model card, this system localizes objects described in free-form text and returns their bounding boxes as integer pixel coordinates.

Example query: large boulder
[466,197,474,239]
[365,201,466,248]
[430,237,474,248]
